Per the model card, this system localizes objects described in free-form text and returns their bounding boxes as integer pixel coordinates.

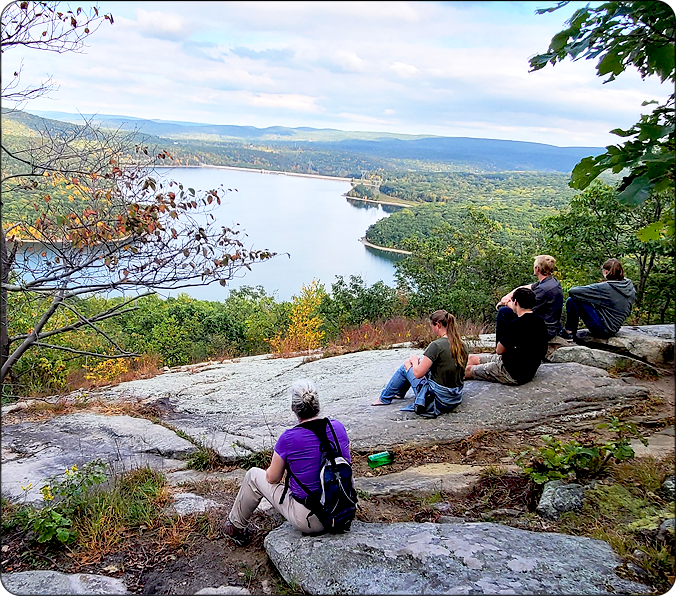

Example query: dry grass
[323,316,488,357]
[3,393,167,425]
[66,355,163,392]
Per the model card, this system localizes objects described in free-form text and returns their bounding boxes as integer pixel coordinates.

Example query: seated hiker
[465,287,548,385]
[561,258,636,340]
[224,379,353,546]
[496,254,563,341]
[372,309,468,418]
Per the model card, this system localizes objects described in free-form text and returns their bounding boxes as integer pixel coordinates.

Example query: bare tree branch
[33,343,138,358]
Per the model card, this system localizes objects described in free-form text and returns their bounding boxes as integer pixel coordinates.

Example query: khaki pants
[228,467,324,534]
[470,353,519,385]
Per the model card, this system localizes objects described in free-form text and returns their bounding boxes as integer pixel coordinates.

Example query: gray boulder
[1,570,127,594]
[264,521,649,594]
[547,345,658,377]
[660,475,676,501]
[657,518,675,544]
[1,413,195,504]
[577,325,675,366]
[168,492,224,515]
[536,480,585,520]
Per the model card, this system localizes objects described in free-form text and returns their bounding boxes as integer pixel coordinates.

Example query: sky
[1,1,673,147]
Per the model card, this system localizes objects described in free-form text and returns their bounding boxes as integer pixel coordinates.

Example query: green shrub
[512,418,647,484]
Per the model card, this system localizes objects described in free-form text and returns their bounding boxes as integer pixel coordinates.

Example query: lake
[156,167,401,302]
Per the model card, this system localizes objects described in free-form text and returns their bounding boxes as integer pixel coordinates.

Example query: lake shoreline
[360,236,412,255]
[155,163,353,183]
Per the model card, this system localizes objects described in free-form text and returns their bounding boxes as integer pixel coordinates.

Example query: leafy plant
[29,460,108,544]
[512,417,648,484]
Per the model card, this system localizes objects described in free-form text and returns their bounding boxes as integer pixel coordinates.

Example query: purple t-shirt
[274,419,351,500]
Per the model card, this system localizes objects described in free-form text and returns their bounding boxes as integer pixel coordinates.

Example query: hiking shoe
[224,520,251,546]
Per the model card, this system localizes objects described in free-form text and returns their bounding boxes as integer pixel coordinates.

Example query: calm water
[156,167,400,301]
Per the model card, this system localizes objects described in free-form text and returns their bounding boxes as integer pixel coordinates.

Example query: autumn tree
[1,2,274,391]
[529,1,675,216]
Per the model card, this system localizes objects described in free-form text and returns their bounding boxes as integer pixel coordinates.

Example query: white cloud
[390,62,418,78]
[135,8,192,41]
[246,92,321,112]
[4,0,669,146]
[330,50,366,73]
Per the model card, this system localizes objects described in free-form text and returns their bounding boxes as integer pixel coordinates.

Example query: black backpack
[279,418,358,533]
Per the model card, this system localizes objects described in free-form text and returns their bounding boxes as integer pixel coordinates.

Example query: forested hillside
[19,109,603,173]
[2,109,673,400]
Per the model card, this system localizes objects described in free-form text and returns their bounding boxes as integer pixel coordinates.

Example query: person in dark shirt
[496,255,563,340]
[465,287,549,385]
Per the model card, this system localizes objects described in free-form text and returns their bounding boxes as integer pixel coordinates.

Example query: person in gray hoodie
[561,258,636,340]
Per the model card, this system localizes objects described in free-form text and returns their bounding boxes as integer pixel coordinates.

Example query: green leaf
[570,156,605,190]
[597,51,624,79]
[550,29,573,53]
[637,221,665,242]
[617,176,653,205]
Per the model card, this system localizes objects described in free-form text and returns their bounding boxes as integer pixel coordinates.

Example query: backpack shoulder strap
[298,417,342,457]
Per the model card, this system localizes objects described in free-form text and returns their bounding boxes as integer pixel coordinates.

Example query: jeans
[565,296,612,339]
[379,364,425,403]
[379,364,463,418]
[496,306,517,346]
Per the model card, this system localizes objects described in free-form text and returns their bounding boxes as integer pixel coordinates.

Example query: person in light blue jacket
[561,258,636,340]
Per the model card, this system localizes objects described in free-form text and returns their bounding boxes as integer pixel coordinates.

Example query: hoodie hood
[608,278,636,299]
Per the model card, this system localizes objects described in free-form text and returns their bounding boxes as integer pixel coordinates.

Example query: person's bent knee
[467,353,481,366]
[244,466,267,487]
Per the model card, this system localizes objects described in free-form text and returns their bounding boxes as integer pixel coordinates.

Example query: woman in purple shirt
[224,379,350,546]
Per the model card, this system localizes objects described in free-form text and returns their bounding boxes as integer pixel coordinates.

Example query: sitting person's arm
[498,285,532,308]
[405,355,433,379]
[266,451,286,484]
[496,342,507,355]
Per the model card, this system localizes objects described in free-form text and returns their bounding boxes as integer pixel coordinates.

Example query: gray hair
[290,379,320,421]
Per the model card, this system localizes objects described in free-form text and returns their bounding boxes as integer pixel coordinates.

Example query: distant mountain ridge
[14,109,604,173]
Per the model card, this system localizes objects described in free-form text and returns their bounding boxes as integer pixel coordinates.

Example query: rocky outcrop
[264,521,649,595]
[547,345,659,376]
[354,463,494,498]
[1,414,194,504]
[577,324,674,366]
[1,570,128,594]
[2,350,650,505]
[85,350,648,459]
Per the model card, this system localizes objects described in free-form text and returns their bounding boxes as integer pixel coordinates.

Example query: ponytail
[429,310,467,365]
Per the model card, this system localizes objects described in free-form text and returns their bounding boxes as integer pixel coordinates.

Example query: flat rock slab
[355,463,492,498]
[1,570,128,594]
[630,426,675,460]
[547,345,659,376]
[1,414,195,504]
[578,324,675,366]
[168,492,224,515]
[264,521,649,595]
[83,349,648,460]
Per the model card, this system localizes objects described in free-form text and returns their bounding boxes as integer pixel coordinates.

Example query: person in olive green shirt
[372,310,468,418]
